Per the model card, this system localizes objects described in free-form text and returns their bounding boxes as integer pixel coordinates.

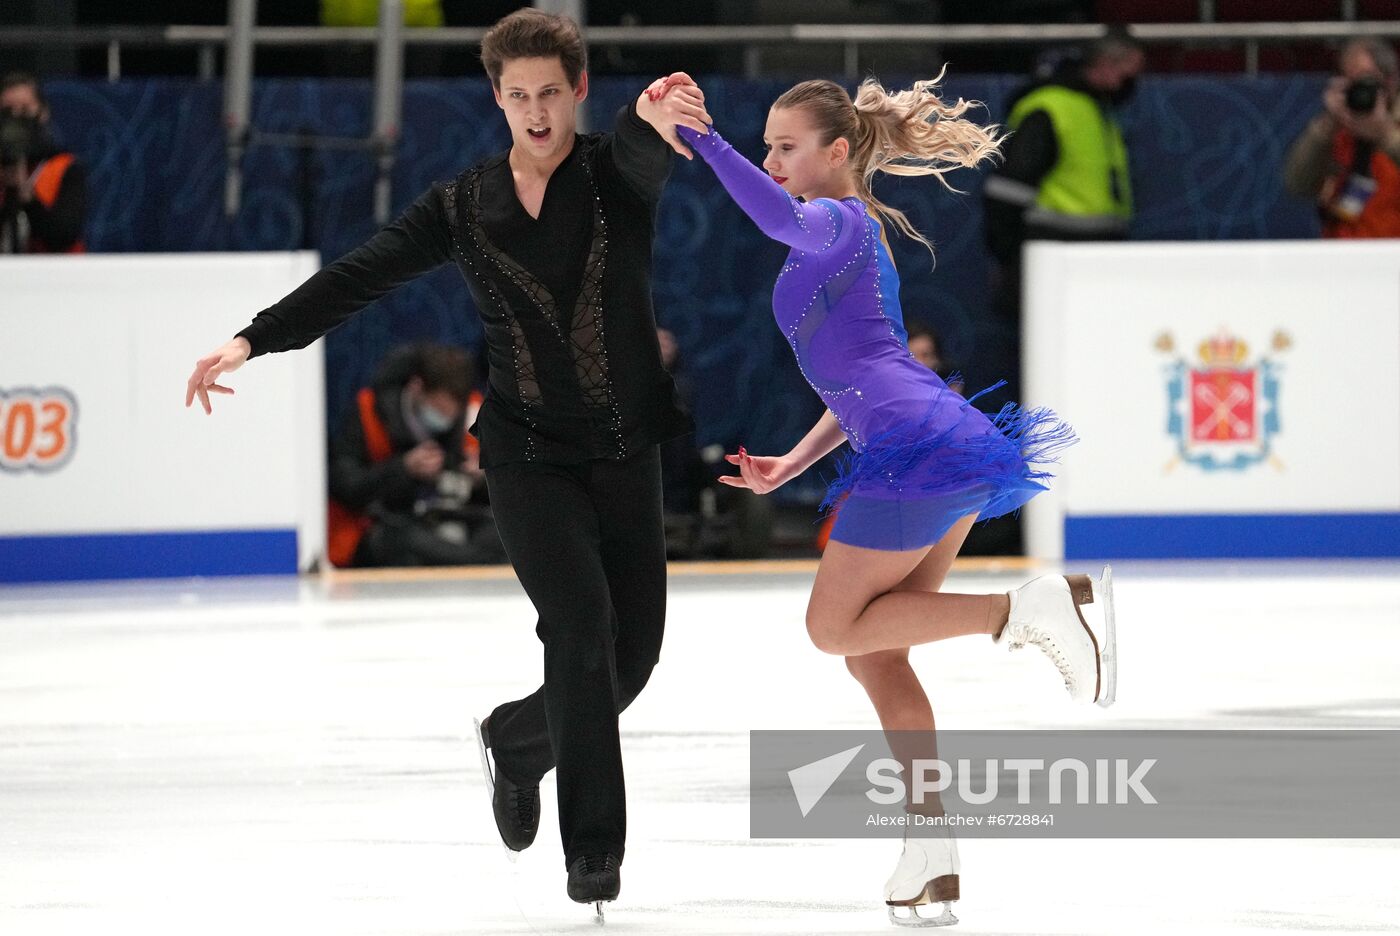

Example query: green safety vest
[320,0,444,27]
[1008,84,1132,221]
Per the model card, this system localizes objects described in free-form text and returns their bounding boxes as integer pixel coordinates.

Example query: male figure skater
[183,9,711,917]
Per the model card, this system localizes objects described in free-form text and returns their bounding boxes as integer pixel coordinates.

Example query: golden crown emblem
[1197,330,1248,368]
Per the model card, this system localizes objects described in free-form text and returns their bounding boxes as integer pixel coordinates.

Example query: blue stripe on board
[0,530,300,583]
[1065,513,1400,560]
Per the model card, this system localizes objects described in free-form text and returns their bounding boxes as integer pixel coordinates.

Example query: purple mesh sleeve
[678,124,843,252]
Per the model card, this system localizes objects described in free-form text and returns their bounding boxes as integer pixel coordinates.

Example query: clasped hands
[635,72,712,159]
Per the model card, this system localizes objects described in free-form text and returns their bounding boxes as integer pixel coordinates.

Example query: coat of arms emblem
[1157,329,1289,472]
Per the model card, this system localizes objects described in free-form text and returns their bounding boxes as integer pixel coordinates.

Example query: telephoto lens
[1346,77,1382,115]
[0,111,37,168]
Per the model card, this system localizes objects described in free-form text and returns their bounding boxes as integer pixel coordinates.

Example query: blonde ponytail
[774,69,1004,254]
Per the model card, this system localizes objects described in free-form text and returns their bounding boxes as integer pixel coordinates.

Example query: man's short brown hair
[480,9,587,89]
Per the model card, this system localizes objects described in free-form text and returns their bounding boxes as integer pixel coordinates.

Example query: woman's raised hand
[184,336,250,415]
[718,446,799,495]
[646,72,697,101]
[637,71,711,159]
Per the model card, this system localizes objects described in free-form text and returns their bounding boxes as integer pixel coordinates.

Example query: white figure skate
[885,825,960,927]
[997,565,1116,707]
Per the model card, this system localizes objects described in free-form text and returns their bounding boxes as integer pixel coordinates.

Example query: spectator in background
[656,326,772,559]
[1284,38,1400,238]
[0,72,86,254]
[905,318,965,395]
[982,28,1142,403]
[975,32,1142,559]
[656,327,707,520]
[327,343,505,568]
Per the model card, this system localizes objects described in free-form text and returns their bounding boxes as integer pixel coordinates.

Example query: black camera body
[1346,78,1383,115]
[0,109,40,169]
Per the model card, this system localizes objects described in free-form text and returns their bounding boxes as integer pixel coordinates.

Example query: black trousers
[483,446,666,867]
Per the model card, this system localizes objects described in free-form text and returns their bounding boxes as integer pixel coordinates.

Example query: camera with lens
[1346,77,1383,115]
[0,109,40,169]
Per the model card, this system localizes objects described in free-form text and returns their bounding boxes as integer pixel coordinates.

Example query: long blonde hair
[772,70,1003,252]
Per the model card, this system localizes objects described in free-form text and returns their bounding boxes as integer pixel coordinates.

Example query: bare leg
[808,514,1010,658]
[843,515,976,817]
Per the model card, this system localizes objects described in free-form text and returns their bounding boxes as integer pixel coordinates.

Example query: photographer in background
[327,343,505,568]
[1284,38,1400,238]
[0,72,86,254]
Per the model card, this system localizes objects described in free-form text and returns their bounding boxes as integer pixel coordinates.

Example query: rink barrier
[0,530,298,583]
[1064,513,1400,560]
[0,253,327,584]
[1022,241,1400,561]
[312,556,1044,584]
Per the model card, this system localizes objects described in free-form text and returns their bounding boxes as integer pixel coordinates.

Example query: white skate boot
[885,825,960,927]
[996,566,1116,707]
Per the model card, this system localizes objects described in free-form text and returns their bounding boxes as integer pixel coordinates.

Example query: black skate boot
[566,853,621,902]
[473,716,540,853]
[567,853,621,923]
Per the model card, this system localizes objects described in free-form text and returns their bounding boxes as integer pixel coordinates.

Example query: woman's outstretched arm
[719,410,848,495]
[676,123,844,253]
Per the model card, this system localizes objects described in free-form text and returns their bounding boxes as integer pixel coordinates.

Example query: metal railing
[5,21,1400,81]
[10,16,1395,225]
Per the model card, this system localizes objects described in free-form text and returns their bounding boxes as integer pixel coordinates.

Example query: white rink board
[1021,240,1400,560]
[0,253,325,579]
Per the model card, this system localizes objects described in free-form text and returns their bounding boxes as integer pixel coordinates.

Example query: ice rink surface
[2,561,1398,936]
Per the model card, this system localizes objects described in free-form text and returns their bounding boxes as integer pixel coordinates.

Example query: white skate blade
[473,717,518,863]
[593,900,606,926]
[1094,565,1117,708]
[888,903,958,927]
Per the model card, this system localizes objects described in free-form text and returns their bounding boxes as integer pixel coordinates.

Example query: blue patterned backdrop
[44,74,1325,499]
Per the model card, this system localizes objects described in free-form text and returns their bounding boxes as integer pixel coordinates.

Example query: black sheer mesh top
[236,101,692,468]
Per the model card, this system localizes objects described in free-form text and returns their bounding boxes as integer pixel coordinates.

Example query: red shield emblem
[1190,369,1256,443]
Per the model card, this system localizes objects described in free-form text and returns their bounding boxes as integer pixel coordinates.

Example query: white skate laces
[998,566,1117,707]
[1001,621,1077,694]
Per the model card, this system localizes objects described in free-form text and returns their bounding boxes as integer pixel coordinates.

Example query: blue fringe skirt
[822,382,1077,552]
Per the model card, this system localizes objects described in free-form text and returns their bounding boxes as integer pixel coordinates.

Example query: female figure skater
[654,75,1117,927]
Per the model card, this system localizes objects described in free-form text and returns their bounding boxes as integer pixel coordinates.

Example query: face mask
[1110,75,1139,107]
[416,401,456,434]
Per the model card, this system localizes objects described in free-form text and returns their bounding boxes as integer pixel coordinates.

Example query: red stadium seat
[1095,0,1201,23]
[1146,44,1247,72]
[1259,42,1340,71]
[1357,0,1400,17]
[1215,0,1343,20]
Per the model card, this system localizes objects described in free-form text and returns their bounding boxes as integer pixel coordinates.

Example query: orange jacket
[25,154,86,253]
[326,388,395,567]
[326,387,483,566]
[1322,132,1400,238]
